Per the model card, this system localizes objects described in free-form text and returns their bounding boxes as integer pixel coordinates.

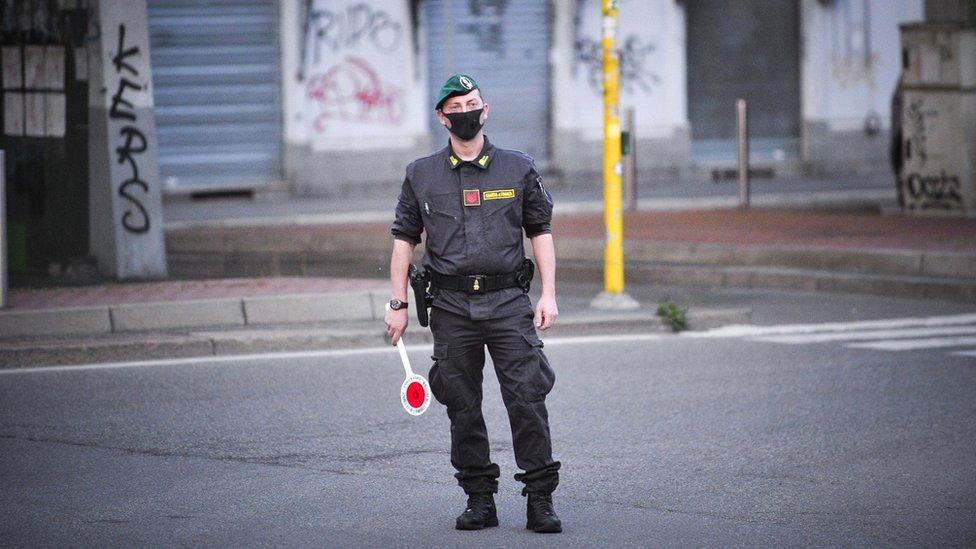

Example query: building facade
[141,0,927,197]
[0,0,944,281]
[277,0,922,196]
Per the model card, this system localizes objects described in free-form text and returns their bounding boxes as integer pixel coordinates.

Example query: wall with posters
[550,0,690,183]
[800,0,924,175]
[281,0,429,196]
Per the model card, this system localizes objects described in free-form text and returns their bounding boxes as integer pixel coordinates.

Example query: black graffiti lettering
[904,98,928,166]
[309,3,403,63]
[575,35,661,94]
[112,24,140,77]
[110,78,141,121]
[116,126,147,178]
[119,177,150,233]
[460,0,507,54]
[904,171,962,210]
[116,125,151,232]
[467,0,508,17]
[349,3,399,51]
[109,24,152,235]
[460,21,505,54]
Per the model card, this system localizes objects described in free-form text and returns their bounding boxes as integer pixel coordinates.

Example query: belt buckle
[467,275,484,292]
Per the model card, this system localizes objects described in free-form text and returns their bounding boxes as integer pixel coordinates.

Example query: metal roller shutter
[424,0,551,166]
[686,0,801,162]
[147,0,283,190]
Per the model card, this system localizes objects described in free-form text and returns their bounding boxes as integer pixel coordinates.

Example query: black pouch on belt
[408,264,433,327]
[517,258,535,293]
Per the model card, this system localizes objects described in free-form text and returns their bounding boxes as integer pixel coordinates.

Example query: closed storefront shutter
[147,0,283,190]
[424,0,551,166]
[686,0,801,162]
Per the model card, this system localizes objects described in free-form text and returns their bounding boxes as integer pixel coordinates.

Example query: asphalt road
[2,305,975,547]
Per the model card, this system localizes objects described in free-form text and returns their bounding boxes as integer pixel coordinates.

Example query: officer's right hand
[385,308,409,345]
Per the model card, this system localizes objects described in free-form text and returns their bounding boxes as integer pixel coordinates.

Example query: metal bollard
[736,99,750,209]
[0,150,6,308]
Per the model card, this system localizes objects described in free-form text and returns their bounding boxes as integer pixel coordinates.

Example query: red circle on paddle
[406,381,426,409]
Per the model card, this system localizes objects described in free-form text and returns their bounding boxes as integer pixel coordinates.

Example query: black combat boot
[525,491,562,533]
[455,492,498,530]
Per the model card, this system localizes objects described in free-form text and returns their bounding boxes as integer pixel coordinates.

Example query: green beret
[434,73,479,110]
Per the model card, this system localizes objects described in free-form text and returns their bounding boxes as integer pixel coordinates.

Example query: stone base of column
[590,291,640,310]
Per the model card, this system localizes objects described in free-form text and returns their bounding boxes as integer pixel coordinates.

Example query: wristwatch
[389,298,409,310]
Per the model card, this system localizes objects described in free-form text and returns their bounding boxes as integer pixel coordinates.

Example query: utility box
[898,23,976,216]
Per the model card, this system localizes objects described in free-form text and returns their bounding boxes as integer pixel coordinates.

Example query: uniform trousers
[428,303,561,495]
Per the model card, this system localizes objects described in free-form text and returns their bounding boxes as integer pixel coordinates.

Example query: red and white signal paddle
[387,302,431,415]
[395,337,431,416]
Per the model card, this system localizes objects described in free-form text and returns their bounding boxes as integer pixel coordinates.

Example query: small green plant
[656,297,688,332]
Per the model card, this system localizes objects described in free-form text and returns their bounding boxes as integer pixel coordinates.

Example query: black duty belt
[429,270,520,293]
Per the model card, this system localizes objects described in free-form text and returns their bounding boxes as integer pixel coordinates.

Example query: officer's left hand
[535,295,558,330]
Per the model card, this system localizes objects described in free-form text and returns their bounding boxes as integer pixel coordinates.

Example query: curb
[554,238,976,280]
[0,307,751,369]
[558,261,976,303]
[161,189,896,231]
[0,290,392,339]
[163,229,976,303]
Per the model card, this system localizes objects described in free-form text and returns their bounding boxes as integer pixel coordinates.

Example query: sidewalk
[0,276,749,368]
[164,202,976,299]
[4,182,976,368]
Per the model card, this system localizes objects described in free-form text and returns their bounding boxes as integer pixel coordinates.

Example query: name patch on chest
[483,188,515,201]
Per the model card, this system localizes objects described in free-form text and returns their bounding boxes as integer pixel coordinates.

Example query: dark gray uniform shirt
[391,137,553,320]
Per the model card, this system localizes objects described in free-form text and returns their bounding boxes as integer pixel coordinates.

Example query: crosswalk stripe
[846,336,976,351]
[753,325,976,344]
[686,313,976,339]
[951,350,976,358]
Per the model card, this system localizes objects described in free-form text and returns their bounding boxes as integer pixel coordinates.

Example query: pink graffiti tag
[306,56,404,133]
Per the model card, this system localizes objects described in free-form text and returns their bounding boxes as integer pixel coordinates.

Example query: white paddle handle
[395,338,413,377]
[386,302,414,377]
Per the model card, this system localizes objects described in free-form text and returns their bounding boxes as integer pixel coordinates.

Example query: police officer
[385,74,562,534]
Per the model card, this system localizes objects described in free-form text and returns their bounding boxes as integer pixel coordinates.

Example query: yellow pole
[601,0,624,294]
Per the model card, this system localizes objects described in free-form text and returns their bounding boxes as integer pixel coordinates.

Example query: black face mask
[443,108,484,141]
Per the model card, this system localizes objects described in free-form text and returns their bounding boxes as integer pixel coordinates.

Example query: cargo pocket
[523,332,555,400]
[428,342,449,405]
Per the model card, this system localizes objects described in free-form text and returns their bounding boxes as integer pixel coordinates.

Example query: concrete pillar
[88,0,167,280]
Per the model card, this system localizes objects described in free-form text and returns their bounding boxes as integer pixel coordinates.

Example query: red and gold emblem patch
[463,189,481,207]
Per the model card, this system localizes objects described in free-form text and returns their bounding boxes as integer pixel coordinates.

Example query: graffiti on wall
[108,24,151,233]
[307,2,403,64]
[574,35,660,95]
[903,171,962,210]
[460,0,508,55]
[306,56,403,133]
[904,98,928,165]
[901,96,962,211]
[301,0,409,136]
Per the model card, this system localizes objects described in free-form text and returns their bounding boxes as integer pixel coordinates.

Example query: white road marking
[950,350,976,358]
[753,325,976,344]
[846,336,976,352]
[0,346,412,375]
[0,333,664,375]
[686,313,976,339]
